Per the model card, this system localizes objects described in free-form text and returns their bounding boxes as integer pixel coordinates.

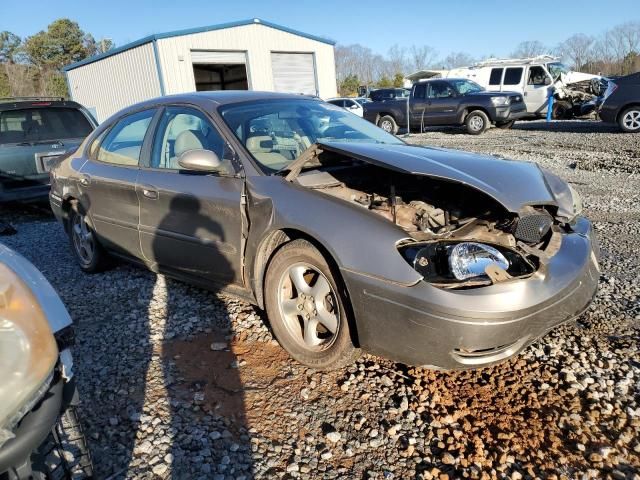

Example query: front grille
[515,211,553,244]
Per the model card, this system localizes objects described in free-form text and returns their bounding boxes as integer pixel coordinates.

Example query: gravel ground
[1,120,639,479]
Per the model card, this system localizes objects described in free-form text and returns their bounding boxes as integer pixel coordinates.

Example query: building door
[191,50,249,91]
[271,52,317,96]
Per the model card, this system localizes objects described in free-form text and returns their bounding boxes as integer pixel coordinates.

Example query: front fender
[245,175,422,287]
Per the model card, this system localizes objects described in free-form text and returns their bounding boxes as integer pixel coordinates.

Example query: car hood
[316,142,560,214]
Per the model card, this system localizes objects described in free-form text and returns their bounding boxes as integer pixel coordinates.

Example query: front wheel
[619,106,640,133]
[465,110,489,135]
[265,239,360,370]
[377,115,398,134]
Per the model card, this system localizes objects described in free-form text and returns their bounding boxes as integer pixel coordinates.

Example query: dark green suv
[0,97,97,202]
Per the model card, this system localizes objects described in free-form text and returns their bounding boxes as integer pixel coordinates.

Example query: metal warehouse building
[63,18,338,122]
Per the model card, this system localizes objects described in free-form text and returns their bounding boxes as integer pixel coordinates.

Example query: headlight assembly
[400,241,535,287]
[0,263,58,449]
[490,96,511,106]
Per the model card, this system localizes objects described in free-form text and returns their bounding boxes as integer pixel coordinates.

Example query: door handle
[79,175,91,187]
[141,185,158,200]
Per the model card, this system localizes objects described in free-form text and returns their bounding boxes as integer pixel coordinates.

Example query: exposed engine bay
[295,156,562,288]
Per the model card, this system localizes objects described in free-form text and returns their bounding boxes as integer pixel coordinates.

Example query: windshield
[354,98,371,105]
[219,99,404,173]
[448,79,484,95]
[547,62,570,80]
[0,107,93,145]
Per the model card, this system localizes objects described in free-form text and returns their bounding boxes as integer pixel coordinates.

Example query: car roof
[0,97,87,111]
[109,91,323,119]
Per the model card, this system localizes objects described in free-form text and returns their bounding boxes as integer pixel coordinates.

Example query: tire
[377,115,398,134]
[618,106,640,133]
[31,406,94,479]
[465,110,489,135]
[495,120,515,129]
[67,202,109,273]
[552,100,572,120]
[264,239,360,370]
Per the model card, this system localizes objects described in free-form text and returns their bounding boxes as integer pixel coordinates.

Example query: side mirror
[178,149,222,172]
[544,77,552,85]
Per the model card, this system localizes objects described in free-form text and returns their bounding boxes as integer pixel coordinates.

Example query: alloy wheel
[380,120,392,132]
[469,115,484,132]
[622,110,640,131]
[277,263,339,351]
[71,212,95,266]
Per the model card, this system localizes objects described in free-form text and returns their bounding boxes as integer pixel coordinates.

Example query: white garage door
[191,50,247,64]
[271,53,317,96]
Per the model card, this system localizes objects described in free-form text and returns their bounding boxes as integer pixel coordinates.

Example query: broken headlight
[449,242,508,280]
[400,241,534,286]
[490,96,511,106]
[0,263,59,449]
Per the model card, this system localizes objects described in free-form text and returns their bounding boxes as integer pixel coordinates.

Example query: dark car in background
[364,79,527,135]
[368,88,410,102]
[0,98,97,203]
[598,72,640,133]
[49,91,598,372]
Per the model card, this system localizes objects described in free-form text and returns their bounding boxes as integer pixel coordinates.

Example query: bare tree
[408,45,438,72]
[386,44,408,76]
[557,33,594,69]
[441,52,475,69]
[511,40,548,58]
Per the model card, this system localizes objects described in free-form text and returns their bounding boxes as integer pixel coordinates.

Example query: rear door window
[0,107,93,145]
[503,68,523,85]
[489,68,503,85]
[97,109,155,166]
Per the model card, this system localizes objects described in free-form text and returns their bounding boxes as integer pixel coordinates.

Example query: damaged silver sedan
[49,92,599,370]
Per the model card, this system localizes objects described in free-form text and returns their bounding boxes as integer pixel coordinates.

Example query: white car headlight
[0,263,58,448]
[490,96,511,106]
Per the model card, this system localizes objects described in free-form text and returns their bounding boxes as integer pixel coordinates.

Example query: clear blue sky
[3,0,638,59]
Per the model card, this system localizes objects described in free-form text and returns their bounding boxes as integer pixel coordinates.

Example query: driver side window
[150,107,230,173]
[427,82,453,99]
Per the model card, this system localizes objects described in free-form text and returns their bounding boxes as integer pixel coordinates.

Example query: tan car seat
[245,135,289,169]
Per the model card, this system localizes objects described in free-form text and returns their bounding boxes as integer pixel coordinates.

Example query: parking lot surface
[1,120,639,479]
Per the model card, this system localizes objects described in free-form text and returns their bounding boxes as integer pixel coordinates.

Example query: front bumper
[0,357,77,479]
[343,216,599,369]
[492,103,528,122]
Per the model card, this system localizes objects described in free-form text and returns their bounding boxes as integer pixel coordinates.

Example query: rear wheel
[265,239,360,370]
[377,115,398,134]
[465,110,489,135]
[619,106,640,133]
[67,202,109,273]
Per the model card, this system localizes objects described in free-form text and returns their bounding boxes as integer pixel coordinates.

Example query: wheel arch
[461,106,491,123]
[252,228,361,347]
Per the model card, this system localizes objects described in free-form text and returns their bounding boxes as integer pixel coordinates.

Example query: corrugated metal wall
[66,43,161,122]
[156,23,337,99]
